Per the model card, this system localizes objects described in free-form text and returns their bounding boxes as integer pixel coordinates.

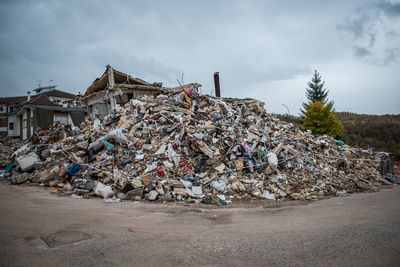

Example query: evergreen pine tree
[300,70,344,138]
[303,101,344,138]
[301,70,330,115]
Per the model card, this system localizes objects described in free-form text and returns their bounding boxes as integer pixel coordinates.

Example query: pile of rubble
[0,138,24,170]
[1,91,395,204]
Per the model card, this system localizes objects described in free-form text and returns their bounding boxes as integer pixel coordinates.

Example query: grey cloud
[0,0,399,114]
[337,14,370,38]
[337,1,400,66]
[383,47,400,65]
[369,33,377,47]
[354,46,371,58]
[386,30,397,36]
[376,1,400,17]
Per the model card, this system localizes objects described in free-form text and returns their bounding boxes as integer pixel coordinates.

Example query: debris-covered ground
[0,138,24,169]
[0,91,398,204]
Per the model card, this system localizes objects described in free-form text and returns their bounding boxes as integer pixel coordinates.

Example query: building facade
[0,86,86,140]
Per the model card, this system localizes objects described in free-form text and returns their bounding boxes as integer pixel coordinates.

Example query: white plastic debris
[130,99,144,107]
[217,194,226,201]
[167,143,180,167]
[103,128,128,144]
[247,131,260,142]
[267,152,278,170]
[211,181,227,192]
[95,182,114,199]
[155,144,167,155]
[193,133,205,140]
[105,198,121,203]
[135,154,145,160]
[93,118,101,131]
[215,163,226,173]
[163,160,174,169]
[12,144,29,157]
[263,191,276,200]
[181,179,192,188]
[192,185,203,195]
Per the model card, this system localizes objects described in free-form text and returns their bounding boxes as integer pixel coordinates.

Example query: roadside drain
[40,231,93,248]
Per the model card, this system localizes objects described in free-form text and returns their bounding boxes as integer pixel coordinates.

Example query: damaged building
[0,86,86,140]
[81,65,201,118]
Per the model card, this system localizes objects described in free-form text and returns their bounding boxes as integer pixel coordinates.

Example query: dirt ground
[0,183,399,266]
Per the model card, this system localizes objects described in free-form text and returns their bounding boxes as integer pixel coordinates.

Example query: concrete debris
[16,152,41,172]
[12,173,29,184]
[126,188,144,200]
[147,190,159,201]
[1,91,396,205]
[290,193,301,200]
[95,182,114,199]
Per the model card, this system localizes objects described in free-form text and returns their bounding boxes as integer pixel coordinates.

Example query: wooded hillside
[337,112,400,155]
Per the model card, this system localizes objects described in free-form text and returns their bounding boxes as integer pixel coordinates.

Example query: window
[9,122,14,130]
[54,113,68,124]
[99,103,108,117]
[136,92,146,98]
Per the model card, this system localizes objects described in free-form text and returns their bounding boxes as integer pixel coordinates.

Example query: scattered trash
[336,190,347,196]
[0,91,394,204]
[263,191,276,200]
[385,174,398,183]
[217,194,226,201]
[105,197,121,203]
[50,189,59,194]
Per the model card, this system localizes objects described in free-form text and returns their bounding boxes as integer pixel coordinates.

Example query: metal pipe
[214,72,221,97]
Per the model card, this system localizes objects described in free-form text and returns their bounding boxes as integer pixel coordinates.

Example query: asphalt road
[0,183,399,267]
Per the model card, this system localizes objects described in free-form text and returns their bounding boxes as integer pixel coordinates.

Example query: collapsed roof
[84,65,155,97]
[82,65,201,101]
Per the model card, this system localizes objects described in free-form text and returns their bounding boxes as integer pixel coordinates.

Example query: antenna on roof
[38,80,41,87]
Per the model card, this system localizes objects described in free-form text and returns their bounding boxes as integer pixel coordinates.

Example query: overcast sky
[0,0,399,115]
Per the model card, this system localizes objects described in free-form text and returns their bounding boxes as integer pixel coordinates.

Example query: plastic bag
[267,152,278,170]
[94,182,114,199]
[103,129,128,144]
[211,181,227,192]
